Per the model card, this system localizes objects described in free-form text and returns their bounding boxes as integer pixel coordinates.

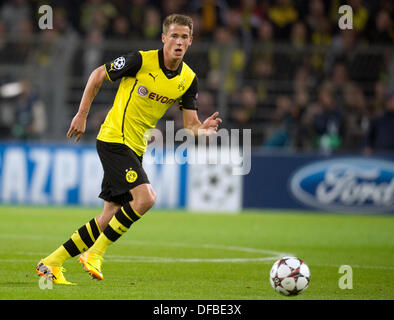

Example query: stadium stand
[0,0,393,154]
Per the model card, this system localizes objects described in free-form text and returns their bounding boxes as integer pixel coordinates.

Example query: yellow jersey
[97,49,198,156]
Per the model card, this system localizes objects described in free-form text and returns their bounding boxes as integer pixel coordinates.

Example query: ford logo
[289,158,394,213]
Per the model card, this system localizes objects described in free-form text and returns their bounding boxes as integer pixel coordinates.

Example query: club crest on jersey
[113,56,125,70]
[177,78,186,92]
[137,85,148,97]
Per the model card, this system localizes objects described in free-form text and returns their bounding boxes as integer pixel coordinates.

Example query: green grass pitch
[0,205,393,300]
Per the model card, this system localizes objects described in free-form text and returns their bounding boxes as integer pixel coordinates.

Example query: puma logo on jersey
[149,73,158,82]
[108,62,115,72]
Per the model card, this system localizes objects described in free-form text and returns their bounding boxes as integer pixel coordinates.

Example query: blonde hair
[162,14,193,35]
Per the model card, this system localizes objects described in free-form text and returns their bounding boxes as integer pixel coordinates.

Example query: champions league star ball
[270,257,310,296]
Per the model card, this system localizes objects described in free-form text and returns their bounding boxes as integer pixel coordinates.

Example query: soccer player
[36,13,222,284]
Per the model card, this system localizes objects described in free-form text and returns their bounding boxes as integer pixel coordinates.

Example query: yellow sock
[42,245,71,267]
[89,233,114,256]
[89,203,142,256]
[43,218,101,266]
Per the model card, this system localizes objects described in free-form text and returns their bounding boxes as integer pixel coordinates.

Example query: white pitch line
[1,238,394,270]
[0,234,287,255]
[1,254,281,264]
[0,254,394,270]
[1,256,394,270]
[105,256,281,263]
[309,263,394,271]
[1,239,288,264]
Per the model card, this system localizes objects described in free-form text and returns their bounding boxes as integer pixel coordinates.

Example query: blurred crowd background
[0,0,393,154]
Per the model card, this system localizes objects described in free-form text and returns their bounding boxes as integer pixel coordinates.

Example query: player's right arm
[67,65,108,142]
[67,52,142,142]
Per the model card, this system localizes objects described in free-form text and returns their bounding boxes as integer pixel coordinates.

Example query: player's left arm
[182,109,222,136]
[180,76,222,136]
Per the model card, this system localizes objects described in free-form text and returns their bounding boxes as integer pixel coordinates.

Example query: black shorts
[96,140,150,205]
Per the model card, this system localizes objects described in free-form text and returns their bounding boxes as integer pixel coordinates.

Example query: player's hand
[67,112,87,142]
[200,112,222,135]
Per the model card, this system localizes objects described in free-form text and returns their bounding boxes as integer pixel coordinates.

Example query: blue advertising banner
[0,142,101,206]
[243,153,394,213]
[2,142,393,213]
[0,142,187,208]
[0,143,244,211]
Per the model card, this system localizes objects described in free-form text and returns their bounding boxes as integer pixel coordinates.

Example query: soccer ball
[270,256,310,296]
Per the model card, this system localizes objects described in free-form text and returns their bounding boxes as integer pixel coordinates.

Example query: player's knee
[134,191,156,214]
[150,188,157,204]
[144,191,156,211]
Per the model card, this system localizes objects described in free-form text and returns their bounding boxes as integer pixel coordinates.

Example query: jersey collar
[158,48,183,79]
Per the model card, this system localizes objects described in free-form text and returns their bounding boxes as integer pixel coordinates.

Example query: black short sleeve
[179,76,198,110]
[105,51,142,82]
